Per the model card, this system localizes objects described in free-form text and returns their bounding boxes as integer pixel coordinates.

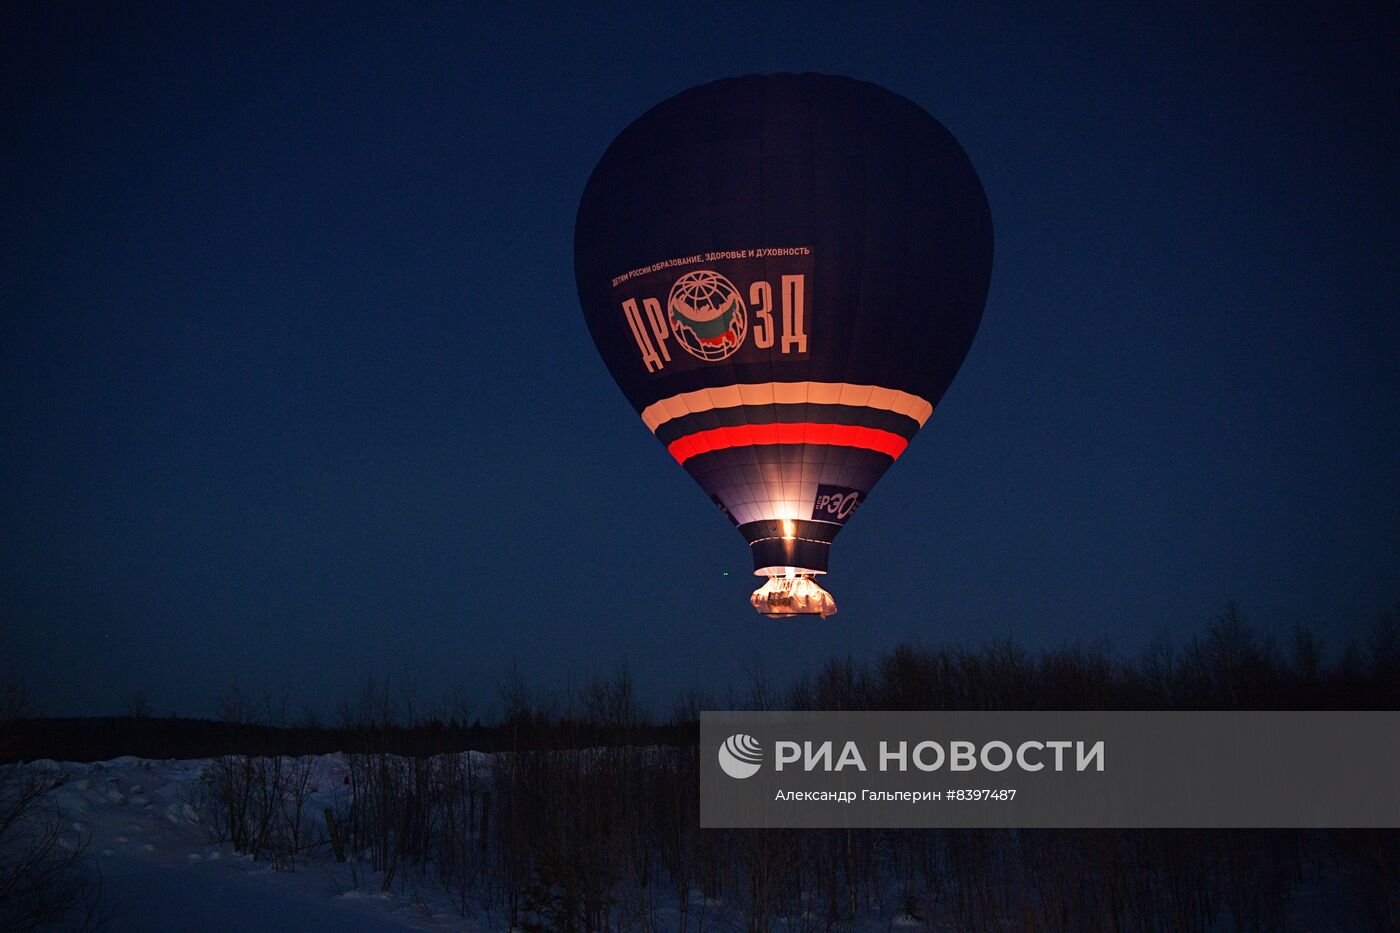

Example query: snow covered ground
[32,755,489,931]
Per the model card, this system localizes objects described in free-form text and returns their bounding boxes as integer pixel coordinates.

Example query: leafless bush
[201,753,321,869]
[432,751,485,915]
[0,680,105,931]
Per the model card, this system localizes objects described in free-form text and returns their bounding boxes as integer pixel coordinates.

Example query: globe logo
[667,270,748,361]
[717,733,763,779]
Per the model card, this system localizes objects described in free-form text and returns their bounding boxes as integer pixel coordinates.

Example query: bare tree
[123,689,153,719]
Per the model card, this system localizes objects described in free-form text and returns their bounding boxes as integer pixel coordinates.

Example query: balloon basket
[750,575,837,620]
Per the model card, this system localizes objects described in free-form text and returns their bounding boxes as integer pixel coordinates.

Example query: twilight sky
[3,2,1396,719]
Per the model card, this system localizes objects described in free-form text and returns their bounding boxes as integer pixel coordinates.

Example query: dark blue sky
[3,2,1396,718]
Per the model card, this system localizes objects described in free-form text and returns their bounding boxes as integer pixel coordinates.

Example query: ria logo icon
[718,733,763,779]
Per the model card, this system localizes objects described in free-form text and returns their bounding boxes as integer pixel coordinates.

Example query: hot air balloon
[574,74,992,619]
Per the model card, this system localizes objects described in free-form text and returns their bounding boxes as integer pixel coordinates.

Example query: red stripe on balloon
[666,423,909,465]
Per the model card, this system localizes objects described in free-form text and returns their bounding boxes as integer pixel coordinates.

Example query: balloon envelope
[574,73,993,615]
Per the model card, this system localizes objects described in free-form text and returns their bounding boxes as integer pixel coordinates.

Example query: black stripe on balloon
[652,403,921,447]
[738,519,842,545]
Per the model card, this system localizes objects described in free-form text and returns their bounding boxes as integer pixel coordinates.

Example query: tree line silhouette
[4,602,1398,930]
